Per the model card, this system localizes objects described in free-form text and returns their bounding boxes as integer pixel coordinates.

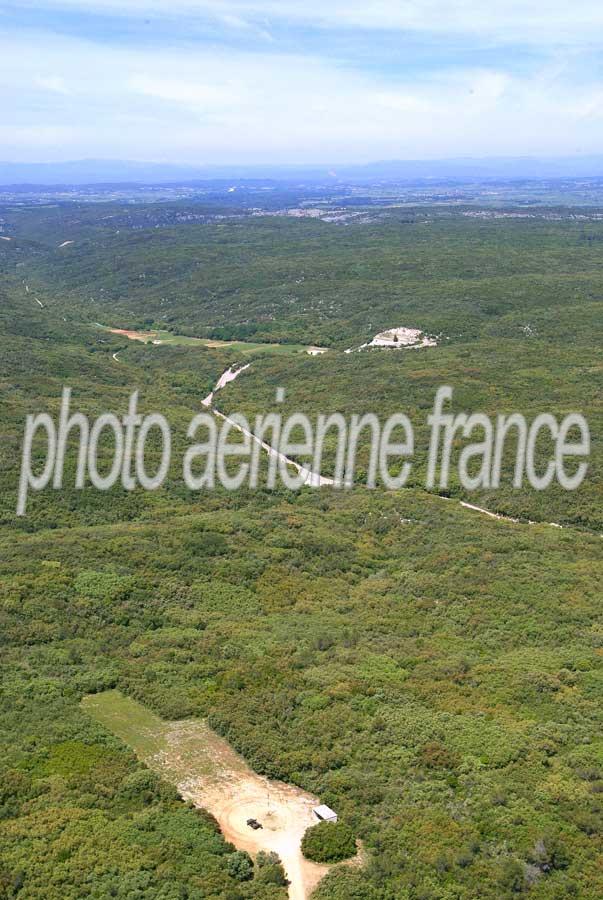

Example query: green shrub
[301,821,356,863]
[255,851,288,886]
[226,850,254,882]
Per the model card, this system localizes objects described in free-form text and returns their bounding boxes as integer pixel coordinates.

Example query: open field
[101,325,320,356]
[82,690,345,900]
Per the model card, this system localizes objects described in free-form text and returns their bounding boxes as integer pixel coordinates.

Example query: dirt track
[151,720,338,900]
[179,769,330,900]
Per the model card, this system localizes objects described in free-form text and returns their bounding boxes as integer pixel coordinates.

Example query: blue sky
[1,0,603,163]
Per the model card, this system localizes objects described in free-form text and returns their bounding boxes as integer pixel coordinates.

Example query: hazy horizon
[3,152,603,165]
[1,154,603,187]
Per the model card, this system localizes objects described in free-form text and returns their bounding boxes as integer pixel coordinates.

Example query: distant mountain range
[1,156,602,186]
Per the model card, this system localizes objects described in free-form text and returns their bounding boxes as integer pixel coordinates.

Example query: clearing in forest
[82,690,344,900]
[100,325,319,356]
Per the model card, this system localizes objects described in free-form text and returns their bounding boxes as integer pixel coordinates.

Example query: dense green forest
[0,201,602,898]
[1,201,601,527]
[4,201,603,349]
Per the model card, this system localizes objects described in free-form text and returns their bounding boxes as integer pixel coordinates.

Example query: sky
[1,0,603,164]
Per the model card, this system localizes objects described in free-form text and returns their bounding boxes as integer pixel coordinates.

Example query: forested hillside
[0,202,602,899]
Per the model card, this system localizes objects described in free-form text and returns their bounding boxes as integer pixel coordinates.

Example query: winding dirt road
[203,364,566,528]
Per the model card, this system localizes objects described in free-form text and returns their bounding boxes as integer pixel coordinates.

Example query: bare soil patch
[108,327,158,342]
[82,691,357,899]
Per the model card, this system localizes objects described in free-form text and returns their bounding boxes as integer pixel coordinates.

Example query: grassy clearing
[82,690,169,761]
[82,691,332,900]
[81,689,232,782]
[97,324,317,356]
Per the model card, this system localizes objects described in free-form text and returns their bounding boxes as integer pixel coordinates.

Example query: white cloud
[0,123,78,148]
[10,0,603,45]
[1,28,603,162]
[34,75,71,94]
[128,74,237,109]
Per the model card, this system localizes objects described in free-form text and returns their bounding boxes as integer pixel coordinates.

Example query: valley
[0,193,602,900]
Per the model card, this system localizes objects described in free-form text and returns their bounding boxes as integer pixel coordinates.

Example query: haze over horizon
[2,1,603,165]
[1,154,603,187]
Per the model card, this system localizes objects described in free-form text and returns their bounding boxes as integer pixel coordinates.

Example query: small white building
[313,805,338,823]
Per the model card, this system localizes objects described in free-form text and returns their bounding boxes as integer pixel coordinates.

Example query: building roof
[313,804,337,819]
